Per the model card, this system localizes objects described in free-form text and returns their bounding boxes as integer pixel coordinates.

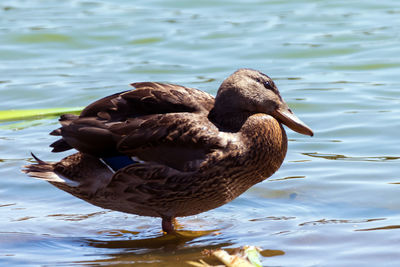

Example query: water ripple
[303,152,400,162]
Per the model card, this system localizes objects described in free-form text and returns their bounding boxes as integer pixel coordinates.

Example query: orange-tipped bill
[273,107,313,136]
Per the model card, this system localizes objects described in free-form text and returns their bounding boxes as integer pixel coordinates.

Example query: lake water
[1,0,400,266]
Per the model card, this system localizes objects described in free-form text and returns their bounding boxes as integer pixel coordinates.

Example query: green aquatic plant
[0,107,84,130]
[0,107,83,122]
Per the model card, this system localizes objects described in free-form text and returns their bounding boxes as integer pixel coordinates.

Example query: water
[1,0,400,266]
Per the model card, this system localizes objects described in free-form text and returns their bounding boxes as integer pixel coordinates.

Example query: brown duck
[23,68,313,233]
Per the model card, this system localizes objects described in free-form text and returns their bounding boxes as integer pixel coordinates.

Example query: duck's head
[214,68,313,136]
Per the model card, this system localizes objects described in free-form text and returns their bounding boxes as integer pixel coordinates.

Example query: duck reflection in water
[23,68,313,234]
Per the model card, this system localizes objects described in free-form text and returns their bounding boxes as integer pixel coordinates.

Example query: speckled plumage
[23,69,313,233]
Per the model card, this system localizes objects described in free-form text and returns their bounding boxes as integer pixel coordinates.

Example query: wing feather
[50,82,220,171]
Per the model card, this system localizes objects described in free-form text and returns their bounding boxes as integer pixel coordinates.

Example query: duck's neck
[208,105,252,132]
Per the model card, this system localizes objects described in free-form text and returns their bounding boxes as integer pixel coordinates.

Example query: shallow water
[1,0,400,266]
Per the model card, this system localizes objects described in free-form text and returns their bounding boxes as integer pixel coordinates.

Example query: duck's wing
[54,112,225,171]
[80,82,214,119]
[113,112,226,171]
[50,82,215,153]
[50,82,223,171]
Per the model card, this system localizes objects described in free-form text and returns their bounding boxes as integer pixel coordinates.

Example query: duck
[23,68,313,234]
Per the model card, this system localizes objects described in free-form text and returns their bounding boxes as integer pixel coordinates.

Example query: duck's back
[50,82,216,158]
[80,82,215,119]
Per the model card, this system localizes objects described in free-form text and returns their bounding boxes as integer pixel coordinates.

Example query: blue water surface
[1,0,400,266]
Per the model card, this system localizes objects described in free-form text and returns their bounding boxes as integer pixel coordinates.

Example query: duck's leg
[162,216,175,234]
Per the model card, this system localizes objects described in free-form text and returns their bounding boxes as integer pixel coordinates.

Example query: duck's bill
[273,107,314,136]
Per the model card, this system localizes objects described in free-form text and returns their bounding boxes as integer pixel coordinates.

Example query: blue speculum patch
[102,155,137,171]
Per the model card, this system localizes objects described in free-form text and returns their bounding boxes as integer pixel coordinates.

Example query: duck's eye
[263,81,271,89]
[256,78,273,90]
[262,80,273,90]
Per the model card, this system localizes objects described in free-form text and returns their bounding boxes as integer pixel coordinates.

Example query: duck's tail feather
[22,153,54,178]
[30,152,47,165]
[48,114,78,152]
[50,139,73,152]
[22,153,80,187]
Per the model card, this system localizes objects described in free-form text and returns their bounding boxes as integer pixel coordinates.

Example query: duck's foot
[162,217,176,234]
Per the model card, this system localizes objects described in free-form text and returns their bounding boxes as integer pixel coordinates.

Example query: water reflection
[299,218,385,227]
[47,211,108,222]
[0,203,16,208]
[356,225,400,232]
[288,138,341,143]
[81,232,285,266]
[80,231,234,266]
[193,76,216,83]
[86,230,219,250]
[249,216,296,222]
[0,230,234,266]
[260,249,285,257]
[12,216,35,222]
[269,175,305,181]
[303,152,400,162]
